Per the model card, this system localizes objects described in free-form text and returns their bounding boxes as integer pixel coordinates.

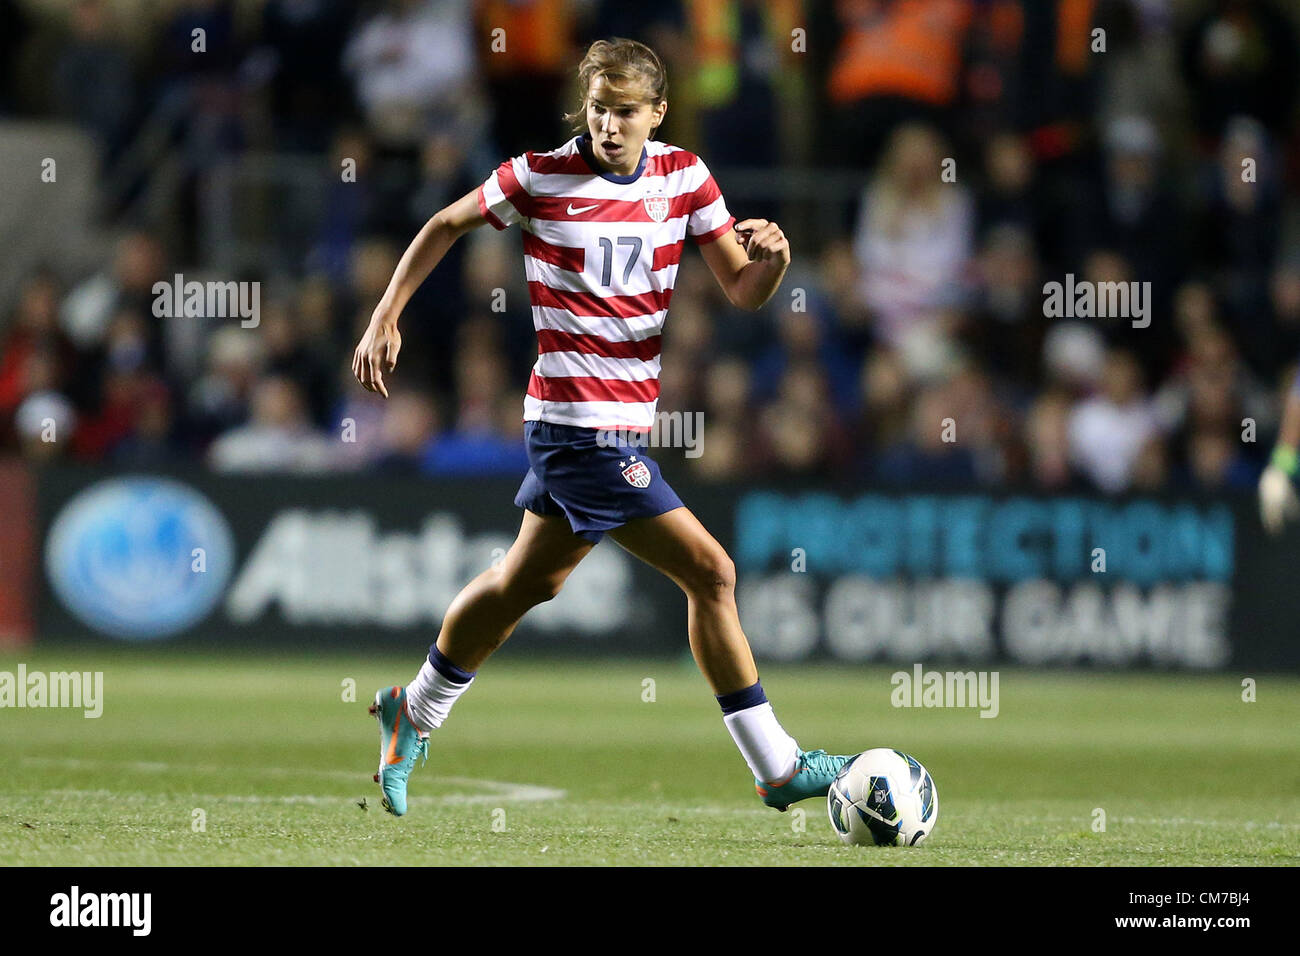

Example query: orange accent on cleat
[755,784,768,797]
[390,686,400,699]
[384,705,407,765]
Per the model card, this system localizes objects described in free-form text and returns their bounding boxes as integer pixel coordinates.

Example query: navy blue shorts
[514,421,684,542]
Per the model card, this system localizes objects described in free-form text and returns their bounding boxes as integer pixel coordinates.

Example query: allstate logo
[45,477,235,640]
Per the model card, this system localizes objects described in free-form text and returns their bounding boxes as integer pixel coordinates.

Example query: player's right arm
[1260,366,1300,533]
[352,188,488,397]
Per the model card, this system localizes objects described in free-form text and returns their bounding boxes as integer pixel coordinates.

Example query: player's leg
[403,508,595,729]
[438,509,597,671]
[609,506,755,694]
[608,506,851,811]
[371,510,594,815]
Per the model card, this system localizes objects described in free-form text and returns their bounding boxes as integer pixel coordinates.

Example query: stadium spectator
[51,0,135,164]
[686,357,753,483]
[256,0,355,151]
[307,127,383,278]
[657,288,714,416]
[0,272,79,447]
[852,347,912,459]
[825,0,973,169]
[976,132,1041,241]
[373,389,440,474]
[965,223,1043,393]
[754,359,852,479]
[421,339,530,476]
[59,230,166,354]
[186,326,264,450]
[422,392,530,477]
[1092,0,1185,134]
[1197,116,1283,375]
[1069,116,1185,331]
[261,301,336,428]
[327,363,390,470]
[474,0,579,157]
[73,362,167,462]
[1023,388,1083,490]
[685,0,807,173]
[343,0,479,150]
[851,123,974,374]
[207,375,334,472]
[108,379,179,466]
[68,308,159,449]
[1129,433,1171,491]
[1067,347,1160,492]
[873,378,980,487]
[14,390,77,462]
[1272,259,1300,360]
[1182,426,1256,490]
[1179,0,1299,144]
[751,302,858,412]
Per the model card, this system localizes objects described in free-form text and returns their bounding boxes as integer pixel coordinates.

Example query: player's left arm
[699,218,791,311]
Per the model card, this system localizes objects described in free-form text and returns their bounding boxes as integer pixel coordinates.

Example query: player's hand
[734,218,790,265]
[352,317,401,398]
[1258,463,1299,534]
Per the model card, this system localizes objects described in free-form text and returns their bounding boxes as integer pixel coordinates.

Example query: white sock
[404,658,474,734]
[724,702,799,784]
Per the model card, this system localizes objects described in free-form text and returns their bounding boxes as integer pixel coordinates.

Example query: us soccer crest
[620,456,652,488]
[642,188,669,223]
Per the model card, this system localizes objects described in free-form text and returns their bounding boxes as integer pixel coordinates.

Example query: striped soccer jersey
[476,132,735,431]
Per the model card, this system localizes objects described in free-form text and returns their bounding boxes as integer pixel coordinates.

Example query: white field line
[1013,815,1300,830]
[23,755,383,781]
[20,756,564,804]
[41,788,562,807]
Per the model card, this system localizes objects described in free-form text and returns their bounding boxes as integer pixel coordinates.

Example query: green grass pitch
[1,650,1296,866]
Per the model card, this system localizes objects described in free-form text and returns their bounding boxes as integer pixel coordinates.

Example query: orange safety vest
[477,0,575,75]
[828,0,973,107]
[1057,0,1096,75]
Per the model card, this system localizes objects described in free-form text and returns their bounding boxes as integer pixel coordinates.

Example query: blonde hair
[562,38,668,136]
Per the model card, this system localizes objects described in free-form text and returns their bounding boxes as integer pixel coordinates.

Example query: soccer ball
[826,748,938,846]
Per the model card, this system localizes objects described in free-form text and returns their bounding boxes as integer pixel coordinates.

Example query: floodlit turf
[0,649,1296,866]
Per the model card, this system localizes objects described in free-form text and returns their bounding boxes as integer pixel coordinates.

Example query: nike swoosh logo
[567,203,599,215]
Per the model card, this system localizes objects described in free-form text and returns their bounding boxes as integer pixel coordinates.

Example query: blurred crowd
[1,0,1299,495]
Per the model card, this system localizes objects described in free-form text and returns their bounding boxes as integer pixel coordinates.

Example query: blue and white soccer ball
[827,748,938,846]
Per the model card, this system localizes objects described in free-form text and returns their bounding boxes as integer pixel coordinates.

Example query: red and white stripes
[476,135,734,431]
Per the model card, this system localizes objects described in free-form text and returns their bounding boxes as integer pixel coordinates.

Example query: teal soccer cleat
[368,685,428,816]
[755,749,853,812]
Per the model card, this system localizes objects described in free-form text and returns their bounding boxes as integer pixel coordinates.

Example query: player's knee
[500,568,567,608]
[681,551,736,601]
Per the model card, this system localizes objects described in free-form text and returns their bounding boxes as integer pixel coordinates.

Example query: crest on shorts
[620,456,652,488]
[643,188,669,223]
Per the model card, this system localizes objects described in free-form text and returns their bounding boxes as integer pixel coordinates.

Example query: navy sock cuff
[716,680,767,715]
[428,645,476,684]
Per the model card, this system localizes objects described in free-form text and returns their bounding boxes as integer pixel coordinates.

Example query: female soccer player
[352,38,849,817]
